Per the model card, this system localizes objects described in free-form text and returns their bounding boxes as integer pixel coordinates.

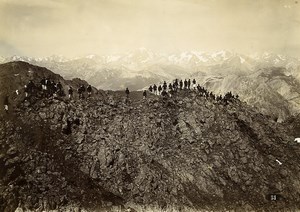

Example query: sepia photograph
[0,0,300,211]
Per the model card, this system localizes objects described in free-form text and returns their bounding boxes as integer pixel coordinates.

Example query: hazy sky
[0,0,300,57]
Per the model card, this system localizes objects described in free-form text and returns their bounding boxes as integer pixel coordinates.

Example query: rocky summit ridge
[3,52,300,121]
[0,61,300,211]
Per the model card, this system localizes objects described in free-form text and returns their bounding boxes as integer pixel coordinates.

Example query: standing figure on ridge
[56,82,64,96]
[163,81,167,91]
[143,90,147,99]
[172,82,176,92]
[161,90,168,99]
[46,78,51,96]
[51,81,57,97]
[125,87,130,98]
[56,81,62,91]
[41,77,47,91]
[149,85,153,93]
[68,87,73,99]
[158,85,162,95]
[80,85,86,99]
[184,79,187,89]
[179,80,183,90]
[192,79,196,90]
[45,77,49,86]
[174,79,178,91]
[168,83,173,92]
[153,84,157,95]
[197,84,201,92]
[27,80,35,94]
[187,79,191,90]
[24,85,29,98]
[56,82,62,97]
[3,95,9,113]
[77,87,82,99]
[87,85,92,97]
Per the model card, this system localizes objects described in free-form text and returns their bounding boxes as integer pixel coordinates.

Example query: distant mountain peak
[85,54,98,59]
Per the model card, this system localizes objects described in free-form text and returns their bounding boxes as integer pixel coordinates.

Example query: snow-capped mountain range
[2,49,300,82]
[1,49,300,119]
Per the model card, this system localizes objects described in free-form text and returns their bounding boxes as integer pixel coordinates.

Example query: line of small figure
[22,78,93,99]
[2,78,93,113]
[126,79,239,103]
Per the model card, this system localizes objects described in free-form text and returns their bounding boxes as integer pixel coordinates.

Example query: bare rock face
[1,62,300,211]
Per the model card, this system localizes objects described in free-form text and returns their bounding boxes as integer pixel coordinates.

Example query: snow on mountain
[3,55,69,64]
[166,51,233,66]
[239,56,245,64]
[46,55,68,62]
[211,50,232,61]
[167,51,207,65]
[0,56,5,64]
[85,54,97,59]
[117,48,156,65]
[104,55,122,63]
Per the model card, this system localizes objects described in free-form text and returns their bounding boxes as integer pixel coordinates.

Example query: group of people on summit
[2,76,238,113]
[144,79,238,104]
[23,78,65,99]
[23,78,93,100]
[148,79,197,96]
[73,84,92,99]
[2,77,93,113]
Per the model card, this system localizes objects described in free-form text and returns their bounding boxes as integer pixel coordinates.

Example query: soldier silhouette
[158,85,162,95]
[163,81,167,91]
[149,85,153,93]
[168,83,173,91]
[179,80,183,90]
[3,95,9,113]
[153,84,157,95]
[87,85,92,97]
[125,87,130,98]
[192,79,196,90]
[68,87,73,99]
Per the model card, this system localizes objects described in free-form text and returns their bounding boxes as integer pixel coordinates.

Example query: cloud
[0,0,299,57]
[0,0,63,32]
[0,40,22,56]
[0,0,63,8]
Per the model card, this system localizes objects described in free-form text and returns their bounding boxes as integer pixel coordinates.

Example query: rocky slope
[283,114,300,138]
[1,62,300,211]
[194,67,300,121]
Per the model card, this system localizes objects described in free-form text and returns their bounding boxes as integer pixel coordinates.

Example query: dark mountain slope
[0,62,300,211]
[0,61,101,114]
